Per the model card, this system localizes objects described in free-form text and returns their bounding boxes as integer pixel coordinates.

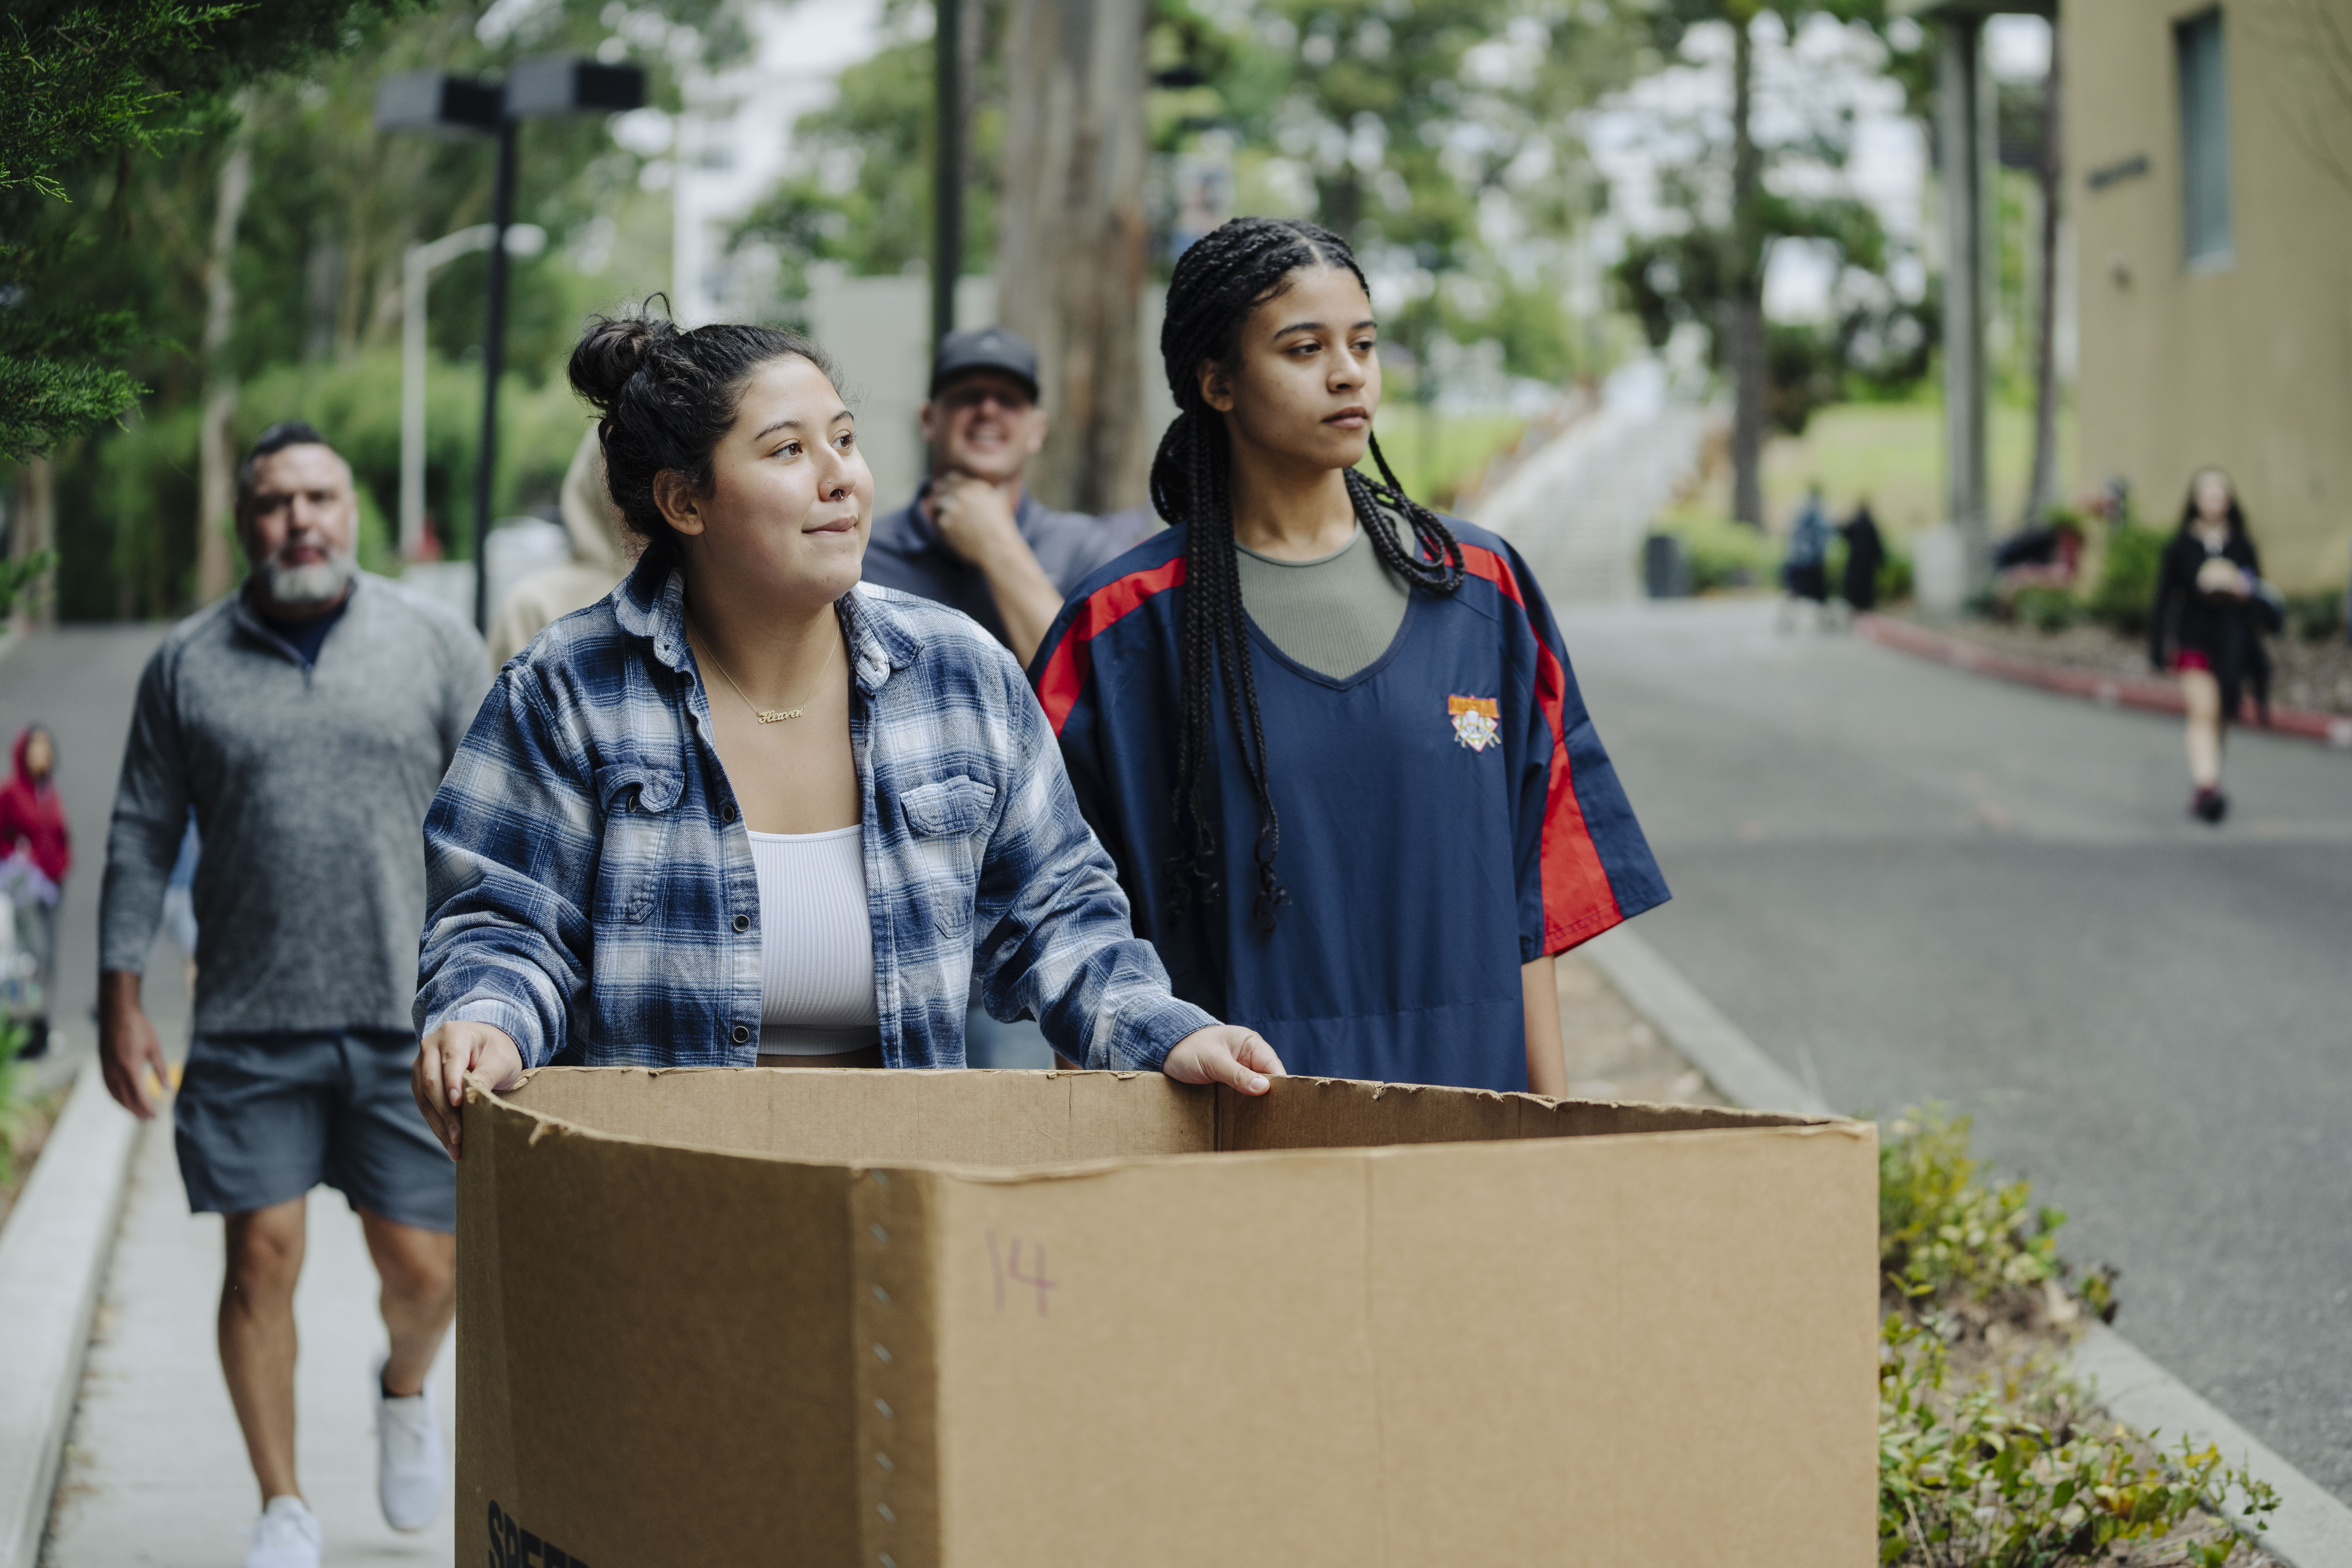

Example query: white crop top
[747,825,880,1055]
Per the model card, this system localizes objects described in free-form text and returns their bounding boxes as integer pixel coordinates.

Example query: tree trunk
[994,0,1151,513]
[196,122,254,604]
[10,458,56,631]
[1728,13,1767,529]
[2025,22,2062,524]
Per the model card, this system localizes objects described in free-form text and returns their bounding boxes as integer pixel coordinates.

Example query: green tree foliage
[1610,8,1934,443]
[739,1,1649,391]
[734,6,1002,295]
[15,0,741,618]
[1163,0,1646,386]
[0,1,427,463]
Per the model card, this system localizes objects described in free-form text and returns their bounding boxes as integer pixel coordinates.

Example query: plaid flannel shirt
[414,555,1215,1071]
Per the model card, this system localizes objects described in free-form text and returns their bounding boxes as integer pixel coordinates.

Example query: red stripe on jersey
[1036,556,1187,734]
[1457,542,1622,950]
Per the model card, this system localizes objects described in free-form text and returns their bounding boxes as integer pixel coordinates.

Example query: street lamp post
[376,59,644,630]
[932,0,963,352]
[399,223,543,561]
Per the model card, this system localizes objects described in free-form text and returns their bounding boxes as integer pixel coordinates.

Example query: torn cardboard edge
[465,1065,1854,1184]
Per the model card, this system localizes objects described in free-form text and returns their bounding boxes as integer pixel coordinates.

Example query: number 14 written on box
[985,1230,1058,1316]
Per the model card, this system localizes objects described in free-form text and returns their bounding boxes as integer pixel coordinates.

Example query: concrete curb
[2072,1323,2352,1568]
[1857,613,2352,751]
[1581,925,1833,1118]
[0,1059,141,1568]
[1579,923,2352,1567]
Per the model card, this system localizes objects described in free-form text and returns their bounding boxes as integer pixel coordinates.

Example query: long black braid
[1152,217,1466,930]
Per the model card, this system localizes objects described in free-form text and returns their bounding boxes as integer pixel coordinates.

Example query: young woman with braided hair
[1033,218,1666,1094]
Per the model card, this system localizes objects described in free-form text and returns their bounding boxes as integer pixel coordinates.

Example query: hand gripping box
[457,1069,1877,1567]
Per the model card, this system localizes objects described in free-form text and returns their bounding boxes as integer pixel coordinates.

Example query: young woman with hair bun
[410,307,1280,1156]
[1033,218,1667,1096]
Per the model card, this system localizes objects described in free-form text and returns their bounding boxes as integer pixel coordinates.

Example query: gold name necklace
[701,631,838,724]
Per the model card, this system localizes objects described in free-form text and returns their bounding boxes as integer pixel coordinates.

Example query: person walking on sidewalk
[2150,467,2274,824]
[862,325,1155,1067]
[1779,484,1832,631]
[96,421,493,1568]
[0,724,69,1058]
[1031,218,1666,1096]
[1838,499,1885,617]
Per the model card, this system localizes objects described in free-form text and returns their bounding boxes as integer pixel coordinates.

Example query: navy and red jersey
[1029,518,1667,1092]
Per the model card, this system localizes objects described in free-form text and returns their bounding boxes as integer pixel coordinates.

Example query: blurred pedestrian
[411,313,1278,1155]
[2150,467,2274,824]
[1779,483,1831,630]
[484,427,632,665]
[96,420,492,1567]
[1033,217,1667,1096]
[0,723,68,1058]
[863,325,1153,1067]
[1839,498,1885,615]
[864,326,1153,666]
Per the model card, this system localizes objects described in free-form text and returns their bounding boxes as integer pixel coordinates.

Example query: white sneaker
[372,1357,445,1531]
[245,1495,321,1568]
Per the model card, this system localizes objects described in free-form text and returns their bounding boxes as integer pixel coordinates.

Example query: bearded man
[97,421,491,1568]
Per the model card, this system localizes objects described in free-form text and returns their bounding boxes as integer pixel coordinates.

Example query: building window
[2176,8,2233,267]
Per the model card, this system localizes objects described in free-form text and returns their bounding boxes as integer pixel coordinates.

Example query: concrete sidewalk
[43,1117,454,1567]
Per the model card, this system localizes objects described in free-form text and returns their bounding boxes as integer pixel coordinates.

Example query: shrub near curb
[1875,1108,2277,1567]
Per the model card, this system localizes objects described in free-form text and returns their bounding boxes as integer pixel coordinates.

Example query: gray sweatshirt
[100,574,492,1036]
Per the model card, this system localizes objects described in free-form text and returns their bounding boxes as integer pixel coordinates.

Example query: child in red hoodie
[0,724,69,1057]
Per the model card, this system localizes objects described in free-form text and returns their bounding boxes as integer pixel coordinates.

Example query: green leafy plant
[0,1019,29,1195]
[1880,1104,2065,1308]
[2010,584,2078,634]
[2087,523,2168,637]
[1880,1314,2278,1567]
[0,550,60,621]
[1650,510,1782,592]
[1873,1109,2270,1565]
[2282,590,2344,644]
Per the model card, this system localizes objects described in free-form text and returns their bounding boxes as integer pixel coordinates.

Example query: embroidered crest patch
[1448,695,1501,752]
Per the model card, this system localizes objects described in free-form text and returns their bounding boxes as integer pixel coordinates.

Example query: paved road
[1563,599,2352,1499]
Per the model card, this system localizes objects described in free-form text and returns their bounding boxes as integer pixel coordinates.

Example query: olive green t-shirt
[1233,523,1411,681]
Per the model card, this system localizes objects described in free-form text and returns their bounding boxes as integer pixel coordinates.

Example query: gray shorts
[174,1027,454,1233]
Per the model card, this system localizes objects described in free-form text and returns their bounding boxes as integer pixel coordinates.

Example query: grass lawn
[1664,395,2077,547]
[1360,408,1528,512]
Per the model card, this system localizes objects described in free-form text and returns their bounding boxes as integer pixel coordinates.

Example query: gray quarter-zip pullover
[100,573,492,1036]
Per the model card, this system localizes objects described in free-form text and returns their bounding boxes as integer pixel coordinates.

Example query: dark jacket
[862,487,1155,650]
[2151,528,2270,722]
[1840,508,1885,610]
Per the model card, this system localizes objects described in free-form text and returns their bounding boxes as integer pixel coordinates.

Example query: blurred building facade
[2068,0,2352,589]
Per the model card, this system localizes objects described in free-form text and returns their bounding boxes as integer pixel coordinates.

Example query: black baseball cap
[929,326,1040,401]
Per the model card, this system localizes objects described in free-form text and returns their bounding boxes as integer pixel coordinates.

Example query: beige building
[2066,0,2352,591]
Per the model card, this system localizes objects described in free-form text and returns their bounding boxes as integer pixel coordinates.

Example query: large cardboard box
[457,1069,1877,1566]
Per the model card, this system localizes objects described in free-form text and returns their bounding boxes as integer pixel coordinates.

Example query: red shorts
[2173,649,2213,674]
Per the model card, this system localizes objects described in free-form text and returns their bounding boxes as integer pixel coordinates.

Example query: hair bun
[568,311,677,411]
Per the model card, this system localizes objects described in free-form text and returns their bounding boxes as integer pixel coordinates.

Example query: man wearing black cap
[864,325,1151,665]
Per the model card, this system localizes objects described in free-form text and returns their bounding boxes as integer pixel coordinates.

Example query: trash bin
[1644,532,1693,599]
